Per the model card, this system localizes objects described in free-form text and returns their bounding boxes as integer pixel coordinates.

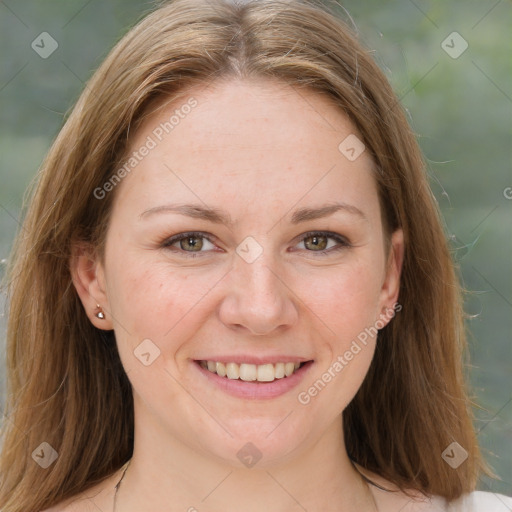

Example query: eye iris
[182,236,203,251]
[305,235,327,251]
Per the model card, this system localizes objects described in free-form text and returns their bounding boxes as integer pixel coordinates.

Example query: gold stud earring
[95,304,105,319]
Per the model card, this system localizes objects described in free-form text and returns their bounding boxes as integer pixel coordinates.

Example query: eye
[161,232,216,257]
[296,231,351,255]
[161,230,351,258]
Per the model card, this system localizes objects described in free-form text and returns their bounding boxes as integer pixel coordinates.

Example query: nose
[218,253,299,336]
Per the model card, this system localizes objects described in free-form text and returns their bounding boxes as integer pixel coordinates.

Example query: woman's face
[75,77,403,467]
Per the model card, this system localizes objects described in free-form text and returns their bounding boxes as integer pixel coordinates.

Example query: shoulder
[444,491,512,511]
[380,489,512,512]
[352,463,440,511]
[40,467,123,512]
[40,492,106,512]
[353,463,512,512]
[40,498,94,512]
[371,488,512,512]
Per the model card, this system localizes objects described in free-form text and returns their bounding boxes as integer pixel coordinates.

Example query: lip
[192,359,314,400]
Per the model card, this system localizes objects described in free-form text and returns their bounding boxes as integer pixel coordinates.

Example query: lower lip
[193,360,314,400]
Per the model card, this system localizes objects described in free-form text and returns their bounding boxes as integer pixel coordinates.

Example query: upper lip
[194,355,314,365]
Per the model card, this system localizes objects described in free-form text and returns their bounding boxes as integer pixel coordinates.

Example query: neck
[113,413,377,512]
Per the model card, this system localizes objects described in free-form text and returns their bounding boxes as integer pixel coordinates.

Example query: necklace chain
[113,459,131,512]
[112,458,379,511]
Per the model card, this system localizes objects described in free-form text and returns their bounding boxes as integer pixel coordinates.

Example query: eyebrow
[139,201,368,226]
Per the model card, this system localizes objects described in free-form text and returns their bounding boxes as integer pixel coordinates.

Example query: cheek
[105,262,209,402]
[301,258,384,340]
[295,259,383,409]
[105,253,225,356]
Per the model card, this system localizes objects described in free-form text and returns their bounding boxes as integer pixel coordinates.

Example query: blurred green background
[0,0,510,497]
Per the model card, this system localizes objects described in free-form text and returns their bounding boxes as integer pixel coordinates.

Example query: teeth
[274,362,285,379]
[284,362,295,376]
[216,362,226,377]
[239,363,257,381]
[226,362,239,379]
[200,360,304,382]
[257,363,274,382]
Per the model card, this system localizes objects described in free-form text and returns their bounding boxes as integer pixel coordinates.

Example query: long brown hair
[0,0,491,510]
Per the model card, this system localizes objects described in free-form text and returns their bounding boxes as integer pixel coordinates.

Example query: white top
[430,491,512,511]
[449,491,512,511]
[357,461,512,511]
[370,484,512,511]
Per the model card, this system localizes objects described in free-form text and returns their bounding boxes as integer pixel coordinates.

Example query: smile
[193,359,314,399]
[199,360,304,382]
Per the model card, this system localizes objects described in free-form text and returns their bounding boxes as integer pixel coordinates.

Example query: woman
[0,0,510,511]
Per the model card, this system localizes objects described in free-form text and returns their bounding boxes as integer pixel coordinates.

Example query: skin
[60,77,430,512]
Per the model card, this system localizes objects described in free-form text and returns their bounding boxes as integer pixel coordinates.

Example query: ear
[377,228,404,327]
[70,242,114,330]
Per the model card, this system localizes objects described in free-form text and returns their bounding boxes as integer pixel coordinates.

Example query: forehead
[137,77,359,150]
[113,77,379,223]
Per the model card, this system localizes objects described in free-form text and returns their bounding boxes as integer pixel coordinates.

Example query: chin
[190,417,314,469]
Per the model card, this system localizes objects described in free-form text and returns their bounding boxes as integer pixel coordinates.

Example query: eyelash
[161,231,351,258]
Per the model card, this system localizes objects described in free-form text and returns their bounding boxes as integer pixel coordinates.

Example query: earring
[95,304,105,319]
